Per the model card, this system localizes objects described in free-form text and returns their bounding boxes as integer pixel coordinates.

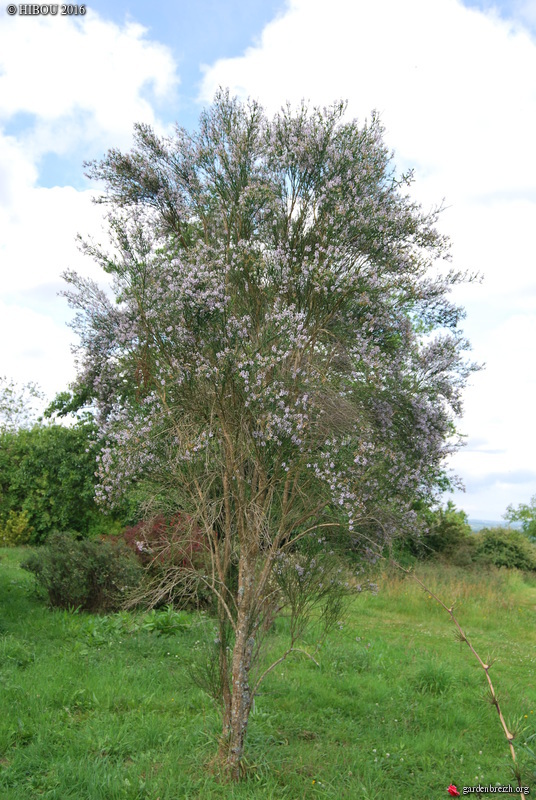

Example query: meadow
[1,547,535,799]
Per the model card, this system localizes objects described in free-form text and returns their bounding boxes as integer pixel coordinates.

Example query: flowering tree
[64,91,476,779]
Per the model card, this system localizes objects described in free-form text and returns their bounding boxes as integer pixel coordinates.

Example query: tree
[504,495,536,542]
[402,500,472,560]
[0,376,43,432]
[64,91,477,779]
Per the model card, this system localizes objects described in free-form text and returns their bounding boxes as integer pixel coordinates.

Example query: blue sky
[1,0,535,519]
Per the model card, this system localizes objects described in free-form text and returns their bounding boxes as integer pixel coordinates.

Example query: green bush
[473,527,536,572]
[424,503,472,557]
[0,510,33,546]
[449,536,478,569]
[21,532,143,612]
[399,501,472,561]
[0,420,130,544]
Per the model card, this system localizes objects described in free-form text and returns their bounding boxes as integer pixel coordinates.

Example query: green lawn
[1,547,535,798]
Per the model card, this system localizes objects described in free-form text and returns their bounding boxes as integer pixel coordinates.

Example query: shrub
[104,514,212,609]
[0,420,130,544]
[399,501,472,561]
[504,494,536,543]
[120,514,208,568]
[0,510,33,546]
[473,527,536,572]
[424,503,472,557]
[449,536,479,569]
[21,532,143,612]
[140,605,192,636]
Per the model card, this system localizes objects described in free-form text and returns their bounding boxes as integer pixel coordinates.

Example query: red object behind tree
[114,512,208,569]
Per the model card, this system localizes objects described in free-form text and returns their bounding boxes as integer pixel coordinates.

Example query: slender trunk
[221,615,255,780]
[218,547,257,780]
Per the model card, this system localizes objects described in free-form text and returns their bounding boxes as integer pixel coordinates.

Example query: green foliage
[473,527,536,572]
[521,731,536,790]
[140,605,192,636]
[425,501,472,556]
[0,634,35,669]
[0,419,126,543]
[0,510,33,547]
[505,494,536,542]
[21,532,143,612]
[400,501,472,561]
[43,388,93,419]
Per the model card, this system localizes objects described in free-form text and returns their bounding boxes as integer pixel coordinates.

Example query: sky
[0,0,535,520]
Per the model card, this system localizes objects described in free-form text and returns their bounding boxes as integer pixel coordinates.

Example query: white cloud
[456,312,536,444]
[0,132,38,209]
[0,183,115,402]
[200,0,536,198]
[0,12,179,157]
[1,184,106,292]
[0,10,181,405]
[199,0,536,517]
[0,301,76,399]
[447,200,536,300]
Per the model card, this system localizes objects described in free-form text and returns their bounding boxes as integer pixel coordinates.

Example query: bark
[218,550,258,780]
[216,613,256,779]
[225,628,255,780]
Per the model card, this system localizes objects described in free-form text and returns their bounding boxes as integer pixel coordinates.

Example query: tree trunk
[226,630,255,780]
[218,580,256,780]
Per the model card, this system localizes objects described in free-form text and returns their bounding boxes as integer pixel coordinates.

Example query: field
[1,547,535,799]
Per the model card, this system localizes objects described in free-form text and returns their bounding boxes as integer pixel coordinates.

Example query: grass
[1,547,535,798]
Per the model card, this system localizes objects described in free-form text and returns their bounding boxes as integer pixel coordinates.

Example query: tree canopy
[505,494,536,542]
[64,90,477,778]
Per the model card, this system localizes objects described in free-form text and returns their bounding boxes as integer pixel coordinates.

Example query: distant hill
[467,519,522,532]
